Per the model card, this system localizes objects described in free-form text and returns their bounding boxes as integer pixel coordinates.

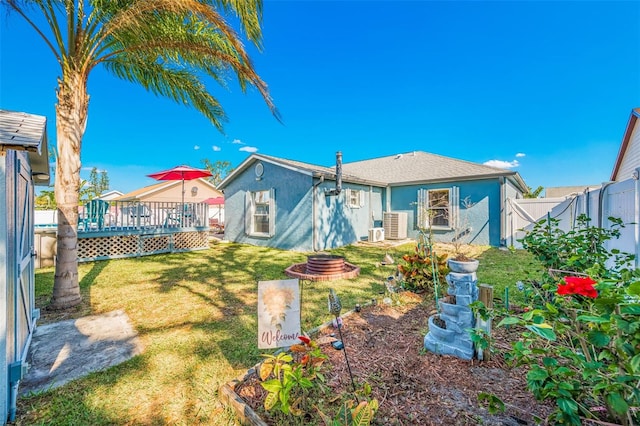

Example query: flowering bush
[496,216,640,425]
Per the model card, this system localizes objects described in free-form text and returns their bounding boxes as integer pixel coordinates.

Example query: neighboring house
[545,185,601,198]
[218,151,527,252]
[611,107,640,182]
[97,189,124,201]
[114,178,222,203]
[0,110,50,424]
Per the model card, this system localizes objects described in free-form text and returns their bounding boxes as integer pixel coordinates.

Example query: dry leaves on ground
[235,293,554,425]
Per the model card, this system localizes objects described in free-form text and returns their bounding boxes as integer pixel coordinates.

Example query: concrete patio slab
[19,310,144,395]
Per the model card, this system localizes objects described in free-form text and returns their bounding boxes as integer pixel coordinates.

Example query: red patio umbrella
[203,196,224,205]
[147,165,212,205]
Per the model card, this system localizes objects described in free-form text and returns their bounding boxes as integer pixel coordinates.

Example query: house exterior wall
[390,178,502,246]
[314,182,383,250]
[615,121,640,182]
[224,160,314,251]
[140,180,221,203]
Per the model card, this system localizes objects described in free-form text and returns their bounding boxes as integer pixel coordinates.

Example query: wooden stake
[478,284,493,361]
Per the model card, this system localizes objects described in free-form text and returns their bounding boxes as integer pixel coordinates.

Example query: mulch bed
[235,292,554,425]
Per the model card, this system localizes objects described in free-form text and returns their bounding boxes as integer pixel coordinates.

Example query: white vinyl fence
[506,175,638,267]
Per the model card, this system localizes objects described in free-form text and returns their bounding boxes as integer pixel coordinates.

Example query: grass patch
[18,241,542,425]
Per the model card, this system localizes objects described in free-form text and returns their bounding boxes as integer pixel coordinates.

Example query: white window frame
[345,188,364,208]
[417,187,459,230]
[245,188,276,237]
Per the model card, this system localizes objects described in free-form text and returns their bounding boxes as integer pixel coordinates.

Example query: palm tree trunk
[50,72,88,309]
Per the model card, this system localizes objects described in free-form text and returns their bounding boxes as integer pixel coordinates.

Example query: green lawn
[18,241,543,425]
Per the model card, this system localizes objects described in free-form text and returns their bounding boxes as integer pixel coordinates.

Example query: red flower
[298,335,311,345]
[557,276,598,298]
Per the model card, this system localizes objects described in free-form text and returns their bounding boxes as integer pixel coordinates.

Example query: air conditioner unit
[383,212,408,240]
[368,227,385,242]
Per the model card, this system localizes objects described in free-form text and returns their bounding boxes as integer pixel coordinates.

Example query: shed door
[6,155,36,383]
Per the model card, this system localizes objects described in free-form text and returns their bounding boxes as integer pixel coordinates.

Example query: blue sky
[1,1,639,194]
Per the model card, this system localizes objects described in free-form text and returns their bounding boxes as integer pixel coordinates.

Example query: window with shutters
[346,188,364,208]
[246,189,276,237]
[417,187,459,229]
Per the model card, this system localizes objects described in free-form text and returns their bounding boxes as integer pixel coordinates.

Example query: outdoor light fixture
[32,172,50,180]
[191,186,198,196]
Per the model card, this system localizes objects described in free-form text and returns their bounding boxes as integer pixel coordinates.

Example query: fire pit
[285,254,360,281]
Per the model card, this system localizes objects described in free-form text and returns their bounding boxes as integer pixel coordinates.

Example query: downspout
[368,185,373,228]
[312,176,324,251]
[499,177,506,247]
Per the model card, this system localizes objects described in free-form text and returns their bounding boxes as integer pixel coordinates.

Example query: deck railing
[78,200,210,232]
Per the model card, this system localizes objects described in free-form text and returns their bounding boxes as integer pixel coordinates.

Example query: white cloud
[232,139,244,145]
[483,159,520,169]
[515,152,526,158]
[194,145,200,150]
[212,145,221,151]
[239,146,258,153]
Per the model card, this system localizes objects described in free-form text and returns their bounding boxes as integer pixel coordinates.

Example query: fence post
[635,168,640,269]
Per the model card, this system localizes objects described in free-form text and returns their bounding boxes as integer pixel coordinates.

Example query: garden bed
[227,292,554,425]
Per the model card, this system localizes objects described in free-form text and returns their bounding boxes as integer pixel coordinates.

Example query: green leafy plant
[259,336,329,417]
[316,382,379,426]
[519,214,633,279]
[496,216,640,425]
[397,244,448,293]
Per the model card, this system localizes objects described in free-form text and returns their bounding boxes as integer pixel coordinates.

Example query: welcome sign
[257,279,301,349]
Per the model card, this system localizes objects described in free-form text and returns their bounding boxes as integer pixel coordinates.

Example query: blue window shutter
[451,186,460,228]
[244,192,252,235]
[417,188,427,228]
[269,188,276,236]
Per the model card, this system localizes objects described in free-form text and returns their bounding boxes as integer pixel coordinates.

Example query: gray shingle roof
[219,151,526,191]
[256,154,336,175]
[249,154,388,186]
[342,151,518,185]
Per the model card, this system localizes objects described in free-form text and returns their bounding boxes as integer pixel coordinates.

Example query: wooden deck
[35,201,215,266]
[77,226,210,262]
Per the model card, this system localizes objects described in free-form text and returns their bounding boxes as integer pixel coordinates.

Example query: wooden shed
[0,110,50,424]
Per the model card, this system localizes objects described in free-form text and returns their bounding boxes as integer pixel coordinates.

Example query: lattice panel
[142,236,170,254]
[79,235,139,259]
[174,231,208,250]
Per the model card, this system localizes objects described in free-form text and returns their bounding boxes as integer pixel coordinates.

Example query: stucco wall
[315,182,383,250]
[224,160,314,251]
[390,179,502,246]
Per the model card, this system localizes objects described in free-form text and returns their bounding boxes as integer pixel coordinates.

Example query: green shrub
[496,215,640,425]
[397,245,448,293]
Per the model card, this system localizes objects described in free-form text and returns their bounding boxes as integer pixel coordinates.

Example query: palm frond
[104,57,227,130]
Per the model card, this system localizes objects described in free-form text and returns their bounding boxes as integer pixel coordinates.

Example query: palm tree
[6,0,278,309]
